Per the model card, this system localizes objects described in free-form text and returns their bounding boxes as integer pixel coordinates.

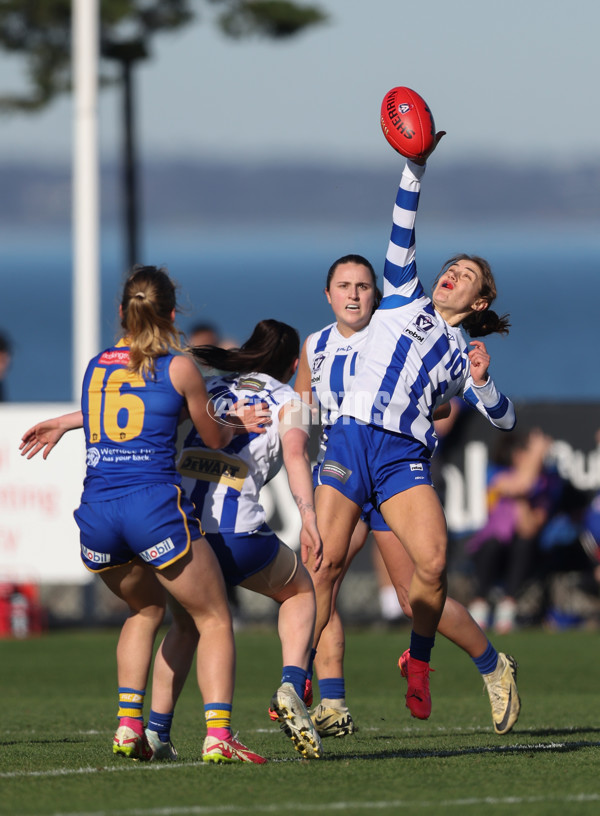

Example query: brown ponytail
[120,265,185,377]
[462,308,511,338]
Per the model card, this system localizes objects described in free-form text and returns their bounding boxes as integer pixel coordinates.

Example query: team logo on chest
[311,351,329,385]
[404,312,435,344]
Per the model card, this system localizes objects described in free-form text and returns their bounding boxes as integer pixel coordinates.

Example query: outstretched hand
[19,410,83,460]
[412,130,446,165]
[20,421,67,460]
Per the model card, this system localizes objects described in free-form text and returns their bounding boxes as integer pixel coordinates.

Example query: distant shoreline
[2,158,599,229]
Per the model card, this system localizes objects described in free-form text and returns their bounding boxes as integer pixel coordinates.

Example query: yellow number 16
[87,367,146,443]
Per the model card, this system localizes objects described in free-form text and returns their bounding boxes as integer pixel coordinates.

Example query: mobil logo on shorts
[81,545,110,564]
[140,537,175,563]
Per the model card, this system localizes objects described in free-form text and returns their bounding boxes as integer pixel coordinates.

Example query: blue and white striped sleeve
[382,160,427,301]
[462,376,516,431]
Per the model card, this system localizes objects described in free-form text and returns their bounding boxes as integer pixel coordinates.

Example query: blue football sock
[281,665,308,700]
[147,710,174,742]
[410,631,435,663]
[472,641,499,676]
[318,677,345,702]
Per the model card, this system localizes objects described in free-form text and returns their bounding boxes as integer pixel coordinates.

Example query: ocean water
[1,220,599,403]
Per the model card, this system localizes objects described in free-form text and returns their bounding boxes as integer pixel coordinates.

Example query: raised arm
[381,159,425,299]
[382,131,446,301]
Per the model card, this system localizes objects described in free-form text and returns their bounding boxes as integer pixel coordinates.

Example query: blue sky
[1,0,599,167]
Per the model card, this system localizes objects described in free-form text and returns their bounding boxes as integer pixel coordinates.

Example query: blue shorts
[360,499,390,532]
[317,418,432,510]
[75,483,201,572]
[204,523,280,586]
[315,462,390,532]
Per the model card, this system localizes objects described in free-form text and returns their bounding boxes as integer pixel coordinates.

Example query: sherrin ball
[380,86,435,159]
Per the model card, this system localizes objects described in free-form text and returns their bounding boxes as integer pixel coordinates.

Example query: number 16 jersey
[80,340,185,500]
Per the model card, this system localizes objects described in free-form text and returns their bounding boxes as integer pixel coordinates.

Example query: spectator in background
[536,433,600,627]
[0,330,12,402]
[466,429,556,633]
[188,323,238,353]
[188,323,220,348]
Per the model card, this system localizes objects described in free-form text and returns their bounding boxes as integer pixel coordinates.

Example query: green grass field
[2,624,600,816]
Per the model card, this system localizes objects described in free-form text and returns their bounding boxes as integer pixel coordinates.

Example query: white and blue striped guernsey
[304,322,369,461]
[177,372,301,533]
[339,160,515,454]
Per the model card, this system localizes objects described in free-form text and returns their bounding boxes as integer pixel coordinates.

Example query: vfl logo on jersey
[178,448,248,491]
[140,537,175,564]
[321,460,352,484]
[86,447,101,467]
[238,376,266,393]
[81,545,110,564]
[311,352,329,385]
[404,312,436,344]
[410,463,424,472]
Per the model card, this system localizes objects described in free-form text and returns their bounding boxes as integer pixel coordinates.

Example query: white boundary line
[3,739,600,780]
[11,793,600,816]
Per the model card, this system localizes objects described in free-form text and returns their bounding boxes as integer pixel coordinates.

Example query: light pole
[101,37,148,270]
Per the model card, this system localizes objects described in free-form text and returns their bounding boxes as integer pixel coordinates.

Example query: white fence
[0,404,302,587]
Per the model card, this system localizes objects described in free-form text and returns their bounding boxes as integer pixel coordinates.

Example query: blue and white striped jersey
[177,372,301,533]
[339,160,515,454]
[304,322,369,461]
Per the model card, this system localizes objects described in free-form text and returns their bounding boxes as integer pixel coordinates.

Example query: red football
[380,87,435,159]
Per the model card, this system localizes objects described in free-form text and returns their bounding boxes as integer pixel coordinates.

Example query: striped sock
[472,641,499,676]
[117,687,145,720]
[205,703,232,739]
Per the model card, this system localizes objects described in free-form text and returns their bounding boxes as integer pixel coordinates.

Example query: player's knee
[312,557,343,591]
[319,555,345,583]
[415,549,447,587]
[129,601,165,632]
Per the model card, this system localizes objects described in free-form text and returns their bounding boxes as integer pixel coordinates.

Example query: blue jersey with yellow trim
[80,340,184,500]
[339,160,515,453]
